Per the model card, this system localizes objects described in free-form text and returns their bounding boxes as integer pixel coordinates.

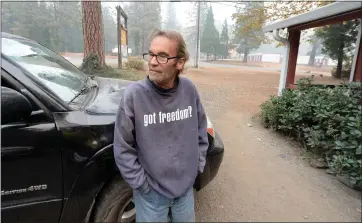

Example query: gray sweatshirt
[113,76,209,199]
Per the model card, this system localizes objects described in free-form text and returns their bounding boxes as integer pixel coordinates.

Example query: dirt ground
[209,60,334,76]
[183,67,361,222]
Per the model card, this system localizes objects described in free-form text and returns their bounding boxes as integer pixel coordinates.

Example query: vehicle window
[1,37,87,103]
[1,75,40,111]
[1,75,12,89]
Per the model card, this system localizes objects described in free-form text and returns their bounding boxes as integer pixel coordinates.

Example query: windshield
[1,37,87,103]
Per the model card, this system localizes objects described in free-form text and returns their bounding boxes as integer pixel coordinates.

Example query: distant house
[297,55,337,66]
[228,52,337,66]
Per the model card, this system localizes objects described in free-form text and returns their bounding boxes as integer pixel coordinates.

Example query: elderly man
[113,30,208,222]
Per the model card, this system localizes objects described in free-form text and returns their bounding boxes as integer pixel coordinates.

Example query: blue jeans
[133,187,195,222]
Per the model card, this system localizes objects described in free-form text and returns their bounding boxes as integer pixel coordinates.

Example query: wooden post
[286,30,300,88]
[351,19,362,82]
[353,41,362,81]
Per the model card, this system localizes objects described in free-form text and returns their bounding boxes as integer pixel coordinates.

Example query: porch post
[273,29,290,96]
[286,30,301,88]
[350,19,362,82]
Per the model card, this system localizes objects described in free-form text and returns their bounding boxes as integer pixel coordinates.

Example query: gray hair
[150,29,189,74]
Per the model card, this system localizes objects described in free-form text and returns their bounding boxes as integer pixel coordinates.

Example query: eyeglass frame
[143,53,181,64]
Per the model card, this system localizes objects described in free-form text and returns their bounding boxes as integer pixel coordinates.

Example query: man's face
[148,36,185,87]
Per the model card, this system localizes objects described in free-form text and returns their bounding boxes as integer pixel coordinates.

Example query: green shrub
[125,57,145,71]
[260,76,362,190]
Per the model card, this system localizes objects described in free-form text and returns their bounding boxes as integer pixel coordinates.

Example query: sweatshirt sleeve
[113,90,150,194]
[195,89,209,173]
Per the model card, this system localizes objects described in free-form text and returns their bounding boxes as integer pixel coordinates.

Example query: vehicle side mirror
[1,87,32,124]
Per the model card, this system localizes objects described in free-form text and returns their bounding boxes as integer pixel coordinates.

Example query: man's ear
[176,58,185,70]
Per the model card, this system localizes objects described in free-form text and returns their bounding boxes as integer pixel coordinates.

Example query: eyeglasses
[143,53,180,64]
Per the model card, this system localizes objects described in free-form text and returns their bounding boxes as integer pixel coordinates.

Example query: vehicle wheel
[92,176,135,223]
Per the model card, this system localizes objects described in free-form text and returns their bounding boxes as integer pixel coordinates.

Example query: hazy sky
[103,1,237,28]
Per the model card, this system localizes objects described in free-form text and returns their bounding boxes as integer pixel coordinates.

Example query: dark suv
[1,32,224,223]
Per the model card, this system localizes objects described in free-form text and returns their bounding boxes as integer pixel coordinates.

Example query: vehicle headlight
[206,115,215,138]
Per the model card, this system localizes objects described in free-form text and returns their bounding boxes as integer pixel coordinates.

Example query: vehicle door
[1,70,63,223]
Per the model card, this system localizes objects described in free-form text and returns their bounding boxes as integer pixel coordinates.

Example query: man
[113,30,209,222]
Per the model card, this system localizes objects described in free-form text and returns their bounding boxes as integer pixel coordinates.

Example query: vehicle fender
[193,131,224,191]
[59,144,120,223]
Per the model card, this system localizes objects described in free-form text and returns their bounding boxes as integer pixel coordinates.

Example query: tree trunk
[142,33,144,55]
[308,42,317,66]
[53,3,60,52]
[134,31,140,55]
[336,52,343,79]
[81,0,105,66]
[243,52,248,63]
[243,40,248,63]
[336,42,344,78]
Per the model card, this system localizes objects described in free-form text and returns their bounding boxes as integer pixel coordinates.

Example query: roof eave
[263,1,362,33]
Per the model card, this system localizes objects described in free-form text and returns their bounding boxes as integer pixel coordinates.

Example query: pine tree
[232,2,264,62]
[124,2,162,56]
[163,2,180,30]
[220,19,229,59]
[81,1,105,66]
[102,5,117,53]
[184,2,209,58]
[315,19,360,78]
[200,6,220,60]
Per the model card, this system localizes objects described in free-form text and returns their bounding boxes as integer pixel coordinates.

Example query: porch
[262,1,362,95]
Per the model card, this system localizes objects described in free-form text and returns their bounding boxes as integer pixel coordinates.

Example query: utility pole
[195,1,201,68]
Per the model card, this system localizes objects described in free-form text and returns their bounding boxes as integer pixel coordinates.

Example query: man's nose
[150,56,159,65]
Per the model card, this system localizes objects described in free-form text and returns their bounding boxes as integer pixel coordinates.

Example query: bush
[260,76,362,190]
[125,57,145,71]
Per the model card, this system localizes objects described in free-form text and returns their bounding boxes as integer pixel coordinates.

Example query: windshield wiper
[23,54,39,58]
[68,76,97,104]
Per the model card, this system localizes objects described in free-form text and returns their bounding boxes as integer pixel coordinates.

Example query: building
[263,1,362,95]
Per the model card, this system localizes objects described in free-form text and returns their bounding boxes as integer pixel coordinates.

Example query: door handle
[1,146,35,156]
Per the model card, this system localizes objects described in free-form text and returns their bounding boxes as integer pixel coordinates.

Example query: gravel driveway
[184,67,361,222]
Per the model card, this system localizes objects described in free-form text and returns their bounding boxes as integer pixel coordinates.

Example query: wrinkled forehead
[149,36,178,57]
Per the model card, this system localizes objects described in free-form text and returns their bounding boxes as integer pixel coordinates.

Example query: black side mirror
[1,87,32,124]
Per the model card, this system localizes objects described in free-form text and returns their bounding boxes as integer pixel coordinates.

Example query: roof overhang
[263,1,362,33]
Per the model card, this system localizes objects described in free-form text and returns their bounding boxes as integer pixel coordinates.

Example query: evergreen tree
[315,19,360,78]
[232,2,264,62]
[124,2,162,56]
[200,6,220,60]
[220,19,229,59]
[81,1,105,66]
[163,2,180,30]
[1,1,84,53]
[184,2,209,58]
[102,5,117,53]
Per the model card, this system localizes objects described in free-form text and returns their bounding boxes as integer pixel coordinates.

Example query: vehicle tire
[92,176,135,223]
